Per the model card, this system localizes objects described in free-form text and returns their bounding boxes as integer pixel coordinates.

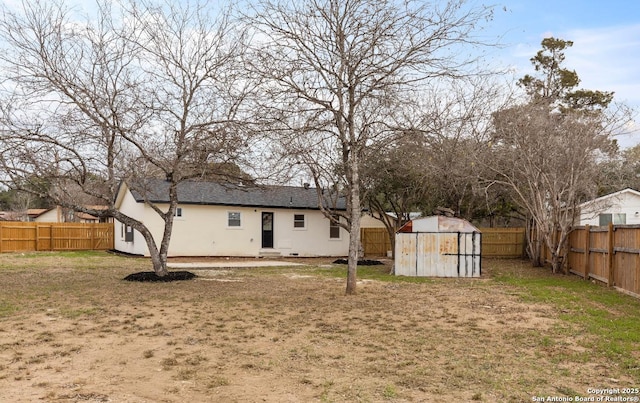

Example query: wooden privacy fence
[480,228,525,258]
[361,227,525,258]
[0,222,114,253]
[567,223,640,298]
[360,227,393,257]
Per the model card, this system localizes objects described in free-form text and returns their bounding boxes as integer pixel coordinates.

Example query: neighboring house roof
[75,212,98,221]
[74,205,108,220]
[578,188,640,209]
[0,209,53,222]
[83,205,108,211]
[0,211,19,221]
[27,208,51,218]
[125,179,346,210]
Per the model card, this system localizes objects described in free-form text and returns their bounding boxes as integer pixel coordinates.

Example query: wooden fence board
[360,228,392,257]
[365,221,640,298]
[480,228,525,258]
[361,226,525,258]
[566,224,640,298]
[0,222,113,253]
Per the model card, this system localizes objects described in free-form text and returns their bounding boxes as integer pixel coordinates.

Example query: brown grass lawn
[0,252,639,402]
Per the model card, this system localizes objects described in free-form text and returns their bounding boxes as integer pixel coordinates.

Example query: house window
[293,214,305,229]
[228,211,241,227]
[174,207,182,218]
[599,213,626,226]
[329,217,340,239]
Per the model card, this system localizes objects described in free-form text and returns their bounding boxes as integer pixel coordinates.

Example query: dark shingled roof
[129,179,346,210]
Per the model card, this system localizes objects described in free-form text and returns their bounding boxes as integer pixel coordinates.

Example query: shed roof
[398,216,480,233]
[126,179,346,210]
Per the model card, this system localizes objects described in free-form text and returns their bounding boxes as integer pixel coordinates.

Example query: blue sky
[484,0,640,147]
[2,0,638,145]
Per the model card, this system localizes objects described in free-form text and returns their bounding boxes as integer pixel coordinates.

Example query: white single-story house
[577,188,640,226]
[114,179,349,257]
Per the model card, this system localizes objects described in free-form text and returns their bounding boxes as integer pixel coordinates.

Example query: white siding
[160,205,261,256]
[360,214,388,229]
[33,208,60,222]
[270,209,348,256]
[113,190,147,256]
[579,191,640,226]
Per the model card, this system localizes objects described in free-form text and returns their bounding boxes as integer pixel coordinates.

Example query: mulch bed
[123,271,197,282]
[332,259,384,266]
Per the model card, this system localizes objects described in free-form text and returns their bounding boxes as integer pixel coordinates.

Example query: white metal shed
[394,216,481,277]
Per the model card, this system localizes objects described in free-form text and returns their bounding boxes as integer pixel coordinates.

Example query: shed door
[262,212,274,248]
[395,233,417,276]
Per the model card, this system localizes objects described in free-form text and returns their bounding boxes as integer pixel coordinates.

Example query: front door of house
[262,212,274,248]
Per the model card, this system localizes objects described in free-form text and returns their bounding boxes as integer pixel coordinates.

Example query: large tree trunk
[346,155,362,295]
[552,229,570,275]
[346,190,361,295]
[550,255,562,274]
[150,251,169,277]
[112,210,171,277]
[527,219,544,267]
[140,228,169,277]
[531,243,543,267]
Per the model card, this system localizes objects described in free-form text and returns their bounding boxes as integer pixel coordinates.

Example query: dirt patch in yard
[0,256,637,402]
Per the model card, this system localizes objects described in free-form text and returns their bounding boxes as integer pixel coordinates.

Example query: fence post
[608,222,614,287]
[0,222,3,253]
[584,225,590,280]
[35,224,40,251]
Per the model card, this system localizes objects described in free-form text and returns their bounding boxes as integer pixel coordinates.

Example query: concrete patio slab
[167,260,306,269]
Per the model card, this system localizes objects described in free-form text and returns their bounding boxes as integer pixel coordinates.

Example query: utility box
[395,216,481,277]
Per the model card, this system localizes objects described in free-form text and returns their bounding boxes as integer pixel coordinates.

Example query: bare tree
[0,0,251,275]
[362,131,430,262]
[409,77,511,220]
[486,38,626,273]
[363,76,512,263]
[246,0,494,294]
[489,103,614,272]
[595,144,640,195]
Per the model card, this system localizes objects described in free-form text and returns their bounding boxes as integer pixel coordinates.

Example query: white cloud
[496,23,640,147]
[563,24,640,104]
[502,24,640,105]
[562,24,640,148]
